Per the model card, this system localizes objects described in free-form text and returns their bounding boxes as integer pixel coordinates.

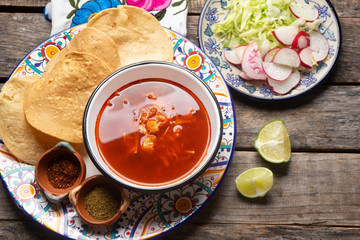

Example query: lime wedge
[254,120,291,163]
[235,167,274,198]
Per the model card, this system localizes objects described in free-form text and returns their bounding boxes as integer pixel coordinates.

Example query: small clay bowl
[35,141,86,203]
[69,174,130,227]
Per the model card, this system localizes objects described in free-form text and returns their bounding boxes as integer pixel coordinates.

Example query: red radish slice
[309,31,329,62]
[289,4,319,22]
[235,45,247,62]
[238,69,253,80]
[267,69,301,95]
[298,46,313,69]
[291,31,310,50]
[224,50,242,65]
[272,48,301,68]
[223,45,247,65]
[241,42,267,80]
[262,62,293,82]
[271,25,299,46]
[263,48,280,63]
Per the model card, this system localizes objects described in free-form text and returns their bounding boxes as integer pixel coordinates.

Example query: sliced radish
[241,42,267,80]
[223,45,247,65]
[289,4,319,22]
[235,45,247,62]
[238,69,253,80]
[267,69,301,95]
[298,46,313,69]
[272,48,301,68]
[291,31,310,50]
[309,31,329,62]
[263,48,280,63]
[224,50,242,65]
[262,62,293,82]
[271,25,299,46]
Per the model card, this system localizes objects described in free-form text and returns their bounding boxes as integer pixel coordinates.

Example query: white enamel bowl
[83,61,223,192]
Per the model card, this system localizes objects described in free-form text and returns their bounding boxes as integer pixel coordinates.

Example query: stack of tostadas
[0,6,174,165]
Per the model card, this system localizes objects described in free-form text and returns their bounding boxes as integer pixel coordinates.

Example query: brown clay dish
[35,141,86,203]
[69,174,130,227]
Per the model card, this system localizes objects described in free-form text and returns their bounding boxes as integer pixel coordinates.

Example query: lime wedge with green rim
[235,167,274,198]
[254,120,291,163]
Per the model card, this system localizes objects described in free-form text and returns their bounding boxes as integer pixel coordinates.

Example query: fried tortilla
[0,75,60,165]
[24,51,113,144]
[43,27,121,75]
[87,5,174,67]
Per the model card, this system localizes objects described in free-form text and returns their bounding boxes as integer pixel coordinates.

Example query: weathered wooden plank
[0,220,359,240]
[1,152,359,227]
[0,0,47,7]
[323,0,360,18]
[1,13,359,84]
[204,151,360,227]
[161,223,360,239]
[0,220,65,240]
[332,17,360,84]
[232,85,360,151]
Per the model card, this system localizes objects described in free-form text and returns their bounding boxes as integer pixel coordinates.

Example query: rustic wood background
[0,0,359,239]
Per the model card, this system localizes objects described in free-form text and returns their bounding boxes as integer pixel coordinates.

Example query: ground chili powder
[47,154,81,189]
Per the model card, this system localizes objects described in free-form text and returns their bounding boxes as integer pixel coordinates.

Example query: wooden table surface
[0,0,359,239]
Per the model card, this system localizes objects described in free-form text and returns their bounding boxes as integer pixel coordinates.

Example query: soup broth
[95,78,211,185]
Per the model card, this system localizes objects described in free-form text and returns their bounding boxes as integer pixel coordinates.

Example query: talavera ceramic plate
[198,0,342,101]
[0,26,236,239]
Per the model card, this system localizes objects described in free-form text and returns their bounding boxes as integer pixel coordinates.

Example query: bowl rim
[83,60,223,193]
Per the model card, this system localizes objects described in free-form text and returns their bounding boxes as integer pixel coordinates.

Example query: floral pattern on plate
[2,26,236,239]
[198,0,341,101]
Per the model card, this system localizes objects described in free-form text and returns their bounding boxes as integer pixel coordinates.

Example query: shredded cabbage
[213,0,320,55]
